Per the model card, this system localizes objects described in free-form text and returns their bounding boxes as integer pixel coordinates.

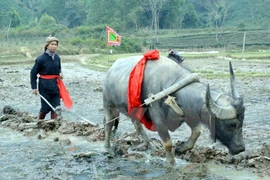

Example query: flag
[106,26,121,46]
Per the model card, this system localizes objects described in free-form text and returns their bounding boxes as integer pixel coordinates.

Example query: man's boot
[39,111,46,120]
[51,112,57,119]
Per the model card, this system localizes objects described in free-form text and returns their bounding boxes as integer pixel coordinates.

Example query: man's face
[47,41,58,53]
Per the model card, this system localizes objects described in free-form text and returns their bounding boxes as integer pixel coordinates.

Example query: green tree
[9,8,22,28]
[204,0,230,41]
[0,1,17,28]
[22,0,46,23]
[127,6,144,30]
[39,13,56,28]
[182,3,199,28]
[41,0,87,28]
[144,0,168,43]
[86,0,117,26]
[242,0,270,28]
[114,0,144,30]
[161,0,186,29]
[64,0,87,28]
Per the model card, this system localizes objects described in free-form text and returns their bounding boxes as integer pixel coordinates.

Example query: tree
[9,8,21,28]
[242,0,270,28]
[114,0,144,31]
[127,6,144,31]
[64,0,87,28]
[39,13,56,28]
[39,0,87,28]
[204,0,230,41]
[2,0,270,32]
[182,3,199,28]
[23,0,46,23]
[144,0,168,43]
[0,1,18,28]
[161,0,186,29]
[86,0,117,26]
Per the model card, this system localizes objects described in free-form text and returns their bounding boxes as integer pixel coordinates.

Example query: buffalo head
[206,62,245,155]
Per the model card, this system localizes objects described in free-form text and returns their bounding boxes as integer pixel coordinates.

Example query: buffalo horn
[206,84,237,119]
[229,61,240,99]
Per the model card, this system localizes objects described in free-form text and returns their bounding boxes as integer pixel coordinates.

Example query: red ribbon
[127,50,160,131]
[39,75,73,109]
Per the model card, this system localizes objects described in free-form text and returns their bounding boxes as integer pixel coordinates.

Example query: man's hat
[44,36,59,51]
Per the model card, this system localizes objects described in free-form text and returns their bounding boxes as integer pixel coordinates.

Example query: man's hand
[59,73,64,79]
[32,89,38,95]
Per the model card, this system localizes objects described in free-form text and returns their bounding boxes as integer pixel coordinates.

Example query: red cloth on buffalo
[127,50,160,131]
[39,75,73,109]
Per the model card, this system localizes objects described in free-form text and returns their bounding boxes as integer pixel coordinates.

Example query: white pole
[242,32,246,60]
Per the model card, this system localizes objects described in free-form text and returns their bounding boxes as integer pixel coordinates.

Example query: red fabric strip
[40,75,59,79]
[39,75,73,109]
[127,50,160,131]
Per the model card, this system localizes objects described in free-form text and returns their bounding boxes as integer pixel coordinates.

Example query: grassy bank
[1,37,270,79]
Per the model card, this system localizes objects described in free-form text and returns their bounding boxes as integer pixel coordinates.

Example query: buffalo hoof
[174,141,189,155]
[103,142,110,149]
[166,153,176,166]
[230,146,245,155]
[166,158,176,166]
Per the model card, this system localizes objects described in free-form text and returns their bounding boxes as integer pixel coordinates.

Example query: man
[30,36,63,120]
[168,49,185,64]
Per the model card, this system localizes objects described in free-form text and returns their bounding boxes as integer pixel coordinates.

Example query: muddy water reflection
[207,163,269,180]
[0,126,268,180]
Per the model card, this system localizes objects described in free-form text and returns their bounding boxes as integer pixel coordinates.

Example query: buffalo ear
[209,114,216,142]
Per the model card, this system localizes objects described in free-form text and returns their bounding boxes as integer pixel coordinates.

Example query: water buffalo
[102,54,245,165]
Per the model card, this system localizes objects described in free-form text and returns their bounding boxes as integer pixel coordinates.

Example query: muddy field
[0,55,270,180]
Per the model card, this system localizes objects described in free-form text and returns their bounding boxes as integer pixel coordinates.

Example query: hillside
[1,0,270,54]
[1,0,270,30]
[156,29,270,50]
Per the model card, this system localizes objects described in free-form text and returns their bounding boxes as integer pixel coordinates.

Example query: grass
[1,40,270,78]
[224,51,270,59]
[198,72,270,79]
[75,51,270,79]
[1,50,270,81]
[82,53,143,70]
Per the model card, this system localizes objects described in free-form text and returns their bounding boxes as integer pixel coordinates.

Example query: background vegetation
[1,0,270,55]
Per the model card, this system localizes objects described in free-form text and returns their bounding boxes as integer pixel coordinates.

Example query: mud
[0,56,270,179]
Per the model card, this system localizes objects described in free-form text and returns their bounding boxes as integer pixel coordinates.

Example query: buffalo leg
[131,119,152,148]
[149,106,175,165]
[104,108,119,149]
[175,124,201,155]
[157,128,175,165]
[103,116,119,133]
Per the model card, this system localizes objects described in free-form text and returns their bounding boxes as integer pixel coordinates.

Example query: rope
[90,116,130,132]
[60,107,98,127]
[164,96,184,116]
[102,102,146,127]
[59,101,147,132]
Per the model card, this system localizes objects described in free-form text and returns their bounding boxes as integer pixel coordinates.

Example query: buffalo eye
[230,122,237,129]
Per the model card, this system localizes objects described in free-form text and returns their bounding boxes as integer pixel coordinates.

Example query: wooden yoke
[144,73,199,105]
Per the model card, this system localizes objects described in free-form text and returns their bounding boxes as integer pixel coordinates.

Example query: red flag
[106,26,121,46]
